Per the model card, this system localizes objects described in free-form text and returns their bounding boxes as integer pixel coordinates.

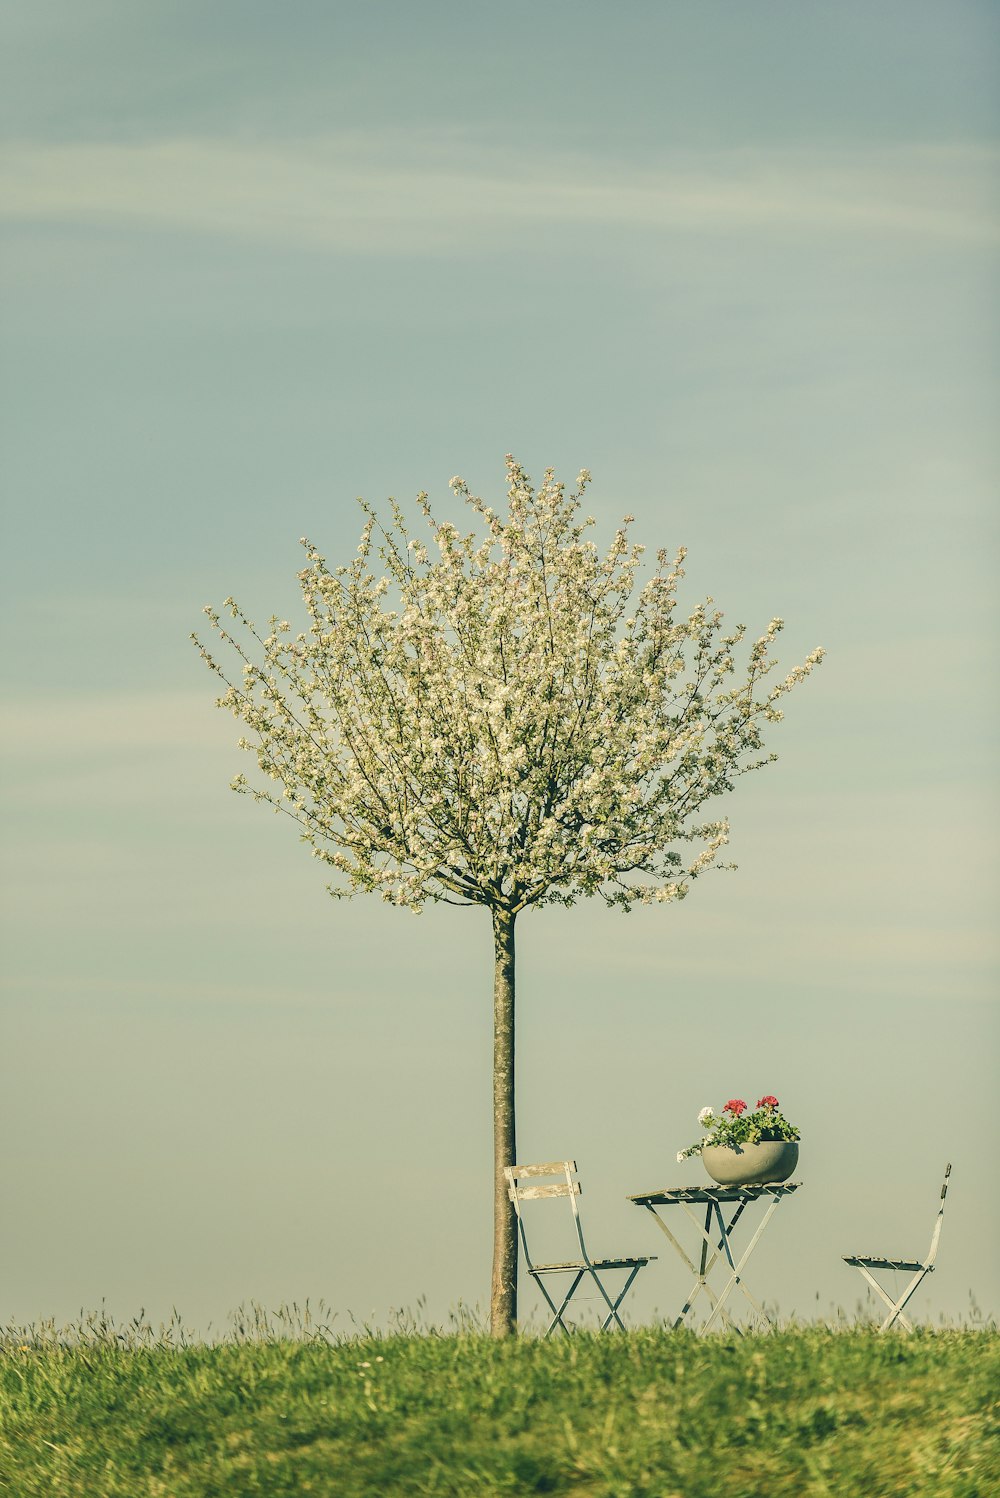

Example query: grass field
[1,1313,997,1497]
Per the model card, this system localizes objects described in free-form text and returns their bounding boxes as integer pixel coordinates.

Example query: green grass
[1,1316,997,1497]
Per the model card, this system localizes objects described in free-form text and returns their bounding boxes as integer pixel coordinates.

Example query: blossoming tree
[193,457,823,1337]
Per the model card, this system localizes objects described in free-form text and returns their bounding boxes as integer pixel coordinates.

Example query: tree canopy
[195,457,823,918]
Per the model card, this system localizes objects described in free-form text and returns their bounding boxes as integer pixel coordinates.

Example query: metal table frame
[628,1182,800,1333]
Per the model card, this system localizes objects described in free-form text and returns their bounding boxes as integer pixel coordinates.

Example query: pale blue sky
[2,0,998,1333]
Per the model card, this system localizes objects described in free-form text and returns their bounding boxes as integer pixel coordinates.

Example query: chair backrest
[504,1161,590,1270]
[925,1163,952,1266]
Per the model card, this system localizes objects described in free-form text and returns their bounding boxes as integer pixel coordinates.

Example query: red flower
[757,1095,779,1109]
[723,1098,747,1115]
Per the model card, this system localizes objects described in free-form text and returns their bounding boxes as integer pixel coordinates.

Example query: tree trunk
[490,905,517,1337]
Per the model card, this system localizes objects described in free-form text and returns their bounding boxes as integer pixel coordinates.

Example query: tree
[193,457,824,1337]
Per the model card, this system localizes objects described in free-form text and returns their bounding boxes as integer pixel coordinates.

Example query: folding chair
[504,1160,655,1336]
[843,1163,952,1331]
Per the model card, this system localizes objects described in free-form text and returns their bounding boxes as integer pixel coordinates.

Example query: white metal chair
[504,1160,655,1336]
[843,1163,952,1331]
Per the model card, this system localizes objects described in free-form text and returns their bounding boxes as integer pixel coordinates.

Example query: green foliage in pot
[677,1096,800,1162]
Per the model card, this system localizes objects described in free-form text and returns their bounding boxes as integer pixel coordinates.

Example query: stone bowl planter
[701,1139,798,1186]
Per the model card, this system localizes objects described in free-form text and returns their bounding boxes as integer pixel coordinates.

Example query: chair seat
[530,1256,654,1272]
[843,1255,929,1272]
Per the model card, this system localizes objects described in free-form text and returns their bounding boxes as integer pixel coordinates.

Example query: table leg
[701,1196,783,1333]
[644,1200,751,1330]
[674,1204,725,1328]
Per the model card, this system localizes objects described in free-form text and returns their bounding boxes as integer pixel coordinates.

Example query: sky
[2,0,998,1336]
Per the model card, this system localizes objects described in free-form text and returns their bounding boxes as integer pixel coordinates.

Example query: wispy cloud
[3,137,997,251]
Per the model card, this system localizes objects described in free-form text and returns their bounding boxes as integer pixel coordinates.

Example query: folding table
[628,1181,800,1333]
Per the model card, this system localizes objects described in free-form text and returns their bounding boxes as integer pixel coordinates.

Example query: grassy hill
[2,1321,997,1496]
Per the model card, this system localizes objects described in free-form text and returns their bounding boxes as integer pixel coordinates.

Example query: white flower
[196,457,823,917]
[698,1106,715,1124]
[676,1150,685,1163]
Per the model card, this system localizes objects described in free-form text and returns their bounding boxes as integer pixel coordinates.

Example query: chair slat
[507,1161,576,1179]
[511,1182,580,1200]
[843,1256,927,1272]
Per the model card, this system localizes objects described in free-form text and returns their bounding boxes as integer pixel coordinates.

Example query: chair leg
[879,1268,929,1332]
[882,1307,915,1333]
[532,1266,646,1336]
[593,1264,643,1332]
[854,1265,927,1332]
[532,1270,585,1338]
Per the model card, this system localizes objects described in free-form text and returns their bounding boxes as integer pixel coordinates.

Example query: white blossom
[192,456,824,915]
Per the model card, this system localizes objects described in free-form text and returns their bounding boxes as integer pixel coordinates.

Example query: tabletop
[628,1182,801,1207]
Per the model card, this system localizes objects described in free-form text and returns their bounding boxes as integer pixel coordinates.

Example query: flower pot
[701,1140,798,1186]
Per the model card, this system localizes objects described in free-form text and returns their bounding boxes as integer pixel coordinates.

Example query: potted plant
[677,1096,800,1185]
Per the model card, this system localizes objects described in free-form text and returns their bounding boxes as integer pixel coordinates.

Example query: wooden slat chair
[843,1163,952,1331]
[504,1160,655,1336]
